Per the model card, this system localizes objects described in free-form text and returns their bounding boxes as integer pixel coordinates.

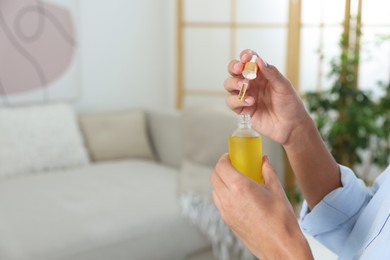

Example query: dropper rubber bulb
[242,55,258,80]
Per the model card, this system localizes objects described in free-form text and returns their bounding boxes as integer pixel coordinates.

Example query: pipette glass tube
[238,78,249,102]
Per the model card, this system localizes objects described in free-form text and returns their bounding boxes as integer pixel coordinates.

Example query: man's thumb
[262,156,283,193]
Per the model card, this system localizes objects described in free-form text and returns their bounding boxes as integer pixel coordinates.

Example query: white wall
[77,0,176,112]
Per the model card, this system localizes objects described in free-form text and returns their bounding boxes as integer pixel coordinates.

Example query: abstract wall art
[0,0,79,105]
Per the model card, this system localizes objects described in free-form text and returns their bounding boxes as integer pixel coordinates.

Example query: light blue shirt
[300,165,390,259]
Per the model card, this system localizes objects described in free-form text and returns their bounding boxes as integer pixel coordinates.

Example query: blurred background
[0,0,390,260]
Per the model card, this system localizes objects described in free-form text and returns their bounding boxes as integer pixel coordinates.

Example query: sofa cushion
[179,160,213,199]
[79,110,154,162]
[0,103,90,178]
[0,160,209,260]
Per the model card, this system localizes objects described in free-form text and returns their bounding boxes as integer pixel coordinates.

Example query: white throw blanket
[180,194,256,260]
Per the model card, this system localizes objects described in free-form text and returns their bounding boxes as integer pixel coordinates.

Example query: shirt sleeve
[299,165,372,254]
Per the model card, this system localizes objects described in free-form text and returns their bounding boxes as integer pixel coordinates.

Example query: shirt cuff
[300,165,369,236]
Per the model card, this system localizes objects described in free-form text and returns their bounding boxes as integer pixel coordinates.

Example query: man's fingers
[214,154,244,187]
[210,171,226,192]
[212,190,222,211]
[239,49,259,61]
[224,77,256,94]
[224,77,241,93]
[238,51,291,93]
[256,57,291,90]
[228,49,259,77]
[228,60,244,77]
[262,156,284,195]
[226,94,255,111]
[210,162,232,213]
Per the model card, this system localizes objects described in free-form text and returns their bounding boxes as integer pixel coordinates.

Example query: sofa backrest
[145,109,183,169]
[78,107,284,183]
[146,106,284,180]
[178,105,285,183]
[181,106,236,168]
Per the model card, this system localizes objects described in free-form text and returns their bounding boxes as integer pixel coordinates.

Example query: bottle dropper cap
[242,55,258,80]
[249,55,257,63]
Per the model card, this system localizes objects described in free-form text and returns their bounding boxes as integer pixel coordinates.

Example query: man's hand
[225,48,341,211]
[210,154,313,260]
[225,49,311,147]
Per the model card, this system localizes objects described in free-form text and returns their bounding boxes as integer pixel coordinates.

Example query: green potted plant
[304,16,390,183]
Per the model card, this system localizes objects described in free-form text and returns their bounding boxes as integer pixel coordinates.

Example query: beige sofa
[0,103,284,260]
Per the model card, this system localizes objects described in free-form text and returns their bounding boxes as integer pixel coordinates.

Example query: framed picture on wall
[0,0,80,106]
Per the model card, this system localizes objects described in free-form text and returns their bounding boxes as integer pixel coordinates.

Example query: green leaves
[305,74,389,171]
[304,22,390,175]
[302,10,390,183]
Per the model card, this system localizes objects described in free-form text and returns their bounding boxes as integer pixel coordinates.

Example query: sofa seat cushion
[0,160,209,260]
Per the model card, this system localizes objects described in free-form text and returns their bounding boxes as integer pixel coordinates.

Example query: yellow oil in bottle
[228,114,263,185]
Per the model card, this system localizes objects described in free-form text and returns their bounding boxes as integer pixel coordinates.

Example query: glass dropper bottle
[238,55,258,102]
[228,114,263,184]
